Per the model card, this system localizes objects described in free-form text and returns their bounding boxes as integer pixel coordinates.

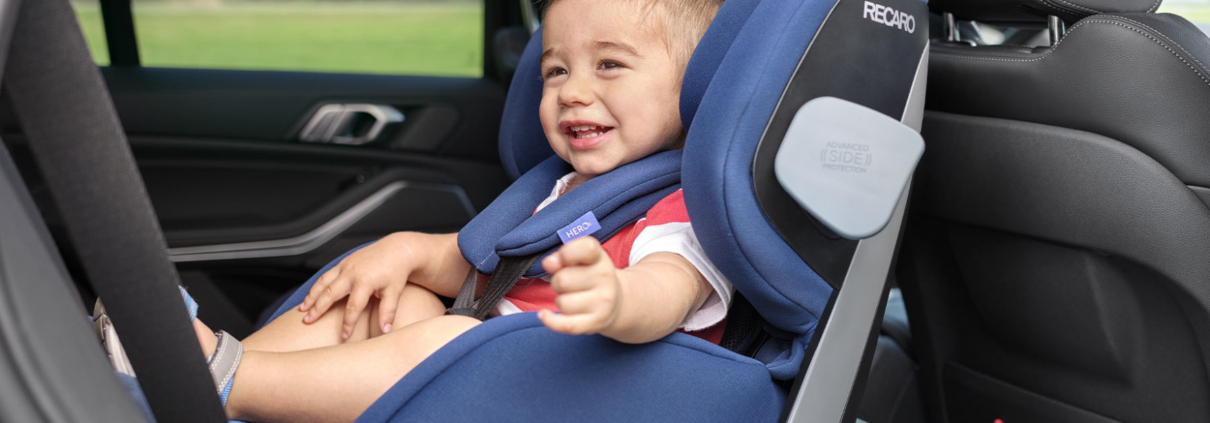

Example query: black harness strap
[448,267,480,317]
[473,254,543,320]
[449,254,542,321]
[3,0,225,421]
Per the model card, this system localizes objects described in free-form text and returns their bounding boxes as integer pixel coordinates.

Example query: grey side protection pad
[774,97,924,239]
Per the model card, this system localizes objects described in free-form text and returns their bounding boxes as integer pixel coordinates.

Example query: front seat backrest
[899,1,1210,422]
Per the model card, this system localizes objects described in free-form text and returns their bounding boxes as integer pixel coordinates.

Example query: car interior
[0,0,1207,420]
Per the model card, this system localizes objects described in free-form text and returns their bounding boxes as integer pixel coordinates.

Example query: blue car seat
[265,0,930,420]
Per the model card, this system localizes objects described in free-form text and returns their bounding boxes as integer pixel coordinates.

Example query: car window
[1158,0,1210,36]
[74,0,484,77]
[74,0,110,66]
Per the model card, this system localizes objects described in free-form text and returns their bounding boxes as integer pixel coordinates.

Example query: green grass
[73,1,484,77]
[1158,1,1210,24]
[75,3,110,65]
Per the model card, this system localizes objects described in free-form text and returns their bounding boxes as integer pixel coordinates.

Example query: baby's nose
[558,75,594,107]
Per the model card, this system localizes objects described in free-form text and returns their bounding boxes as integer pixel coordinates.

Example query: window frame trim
[92,0,516,80]
[98,0,138,66]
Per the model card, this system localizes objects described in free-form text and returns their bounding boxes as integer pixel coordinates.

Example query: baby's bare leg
[242,284,447,353]
[226,315,480,423]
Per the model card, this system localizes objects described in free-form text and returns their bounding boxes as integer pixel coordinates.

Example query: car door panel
[104,68,511,273]
[1,64,511,319]
[103,67,505,160]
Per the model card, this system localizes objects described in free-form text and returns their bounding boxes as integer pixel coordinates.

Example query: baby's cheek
[538,98,569,157]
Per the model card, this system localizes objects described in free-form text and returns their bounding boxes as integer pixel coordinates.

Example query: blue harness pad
[459,150,682,278]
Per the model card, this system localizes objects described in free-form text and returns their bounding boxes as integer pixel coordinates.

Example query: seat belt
[2,0,225,421]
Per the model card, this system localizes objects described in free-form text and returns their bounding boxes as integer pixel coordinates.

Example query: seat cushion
[357,314,785,423]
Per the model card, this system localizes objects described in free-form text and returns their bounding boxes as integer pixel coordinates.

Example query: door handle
[299,103,405,145]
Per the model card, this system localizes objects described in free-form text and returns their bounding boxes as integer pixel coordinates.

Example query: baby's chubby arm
[299,232,477,338]
[538,237,713,344]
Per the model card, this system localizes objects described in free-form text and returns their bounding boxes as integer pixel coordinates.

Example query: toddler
[181,0,727,421]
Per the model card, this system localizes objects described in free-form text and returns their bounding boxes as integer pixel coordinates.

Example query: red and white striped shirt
[495,172,733,344]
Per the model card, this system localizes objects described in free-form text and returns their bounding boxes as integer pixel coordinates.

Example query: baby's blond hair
[541,0,723,68]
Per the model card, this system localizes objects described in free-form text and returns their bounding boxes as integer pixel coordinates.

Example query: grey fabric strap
[448,253,542,321]
[3,0,226,420]
[448,267,479,317]
[209,331,244,394]
[472,253,543,321]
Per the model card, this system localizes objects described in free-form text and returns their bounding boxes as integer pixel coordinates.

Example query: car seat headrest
[497,0,760,180]
[498,30,550,181]
[680,0,762,129]
[930,0,1161,24]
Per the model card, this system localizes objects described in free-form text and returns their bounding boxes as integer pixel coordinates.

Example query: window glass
[73,0,111,65]
[132,0,484,77]
[1158,0,1210,35]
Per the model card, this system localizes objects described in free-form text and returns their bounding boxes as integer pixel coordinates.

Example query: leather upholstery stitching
[1036,0,1084,18]
[932,19,1210,87]
[1109,15,1210,75]
[1035,0,1160,16]
[930,19,1101,62]
[1042,0,1100,15]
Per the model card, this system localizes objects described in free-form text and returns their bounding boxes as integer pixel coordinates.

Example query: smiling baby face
[538,0,719,177]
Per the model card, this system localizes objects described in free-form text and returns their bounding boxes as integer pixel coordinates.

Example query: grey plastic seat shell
[775,97,924,240]
[782,46,930,423]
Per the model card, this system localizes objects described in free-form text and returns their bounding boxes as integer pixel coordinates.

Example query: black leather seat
[858,288,926,423]
[897,0,1210,421]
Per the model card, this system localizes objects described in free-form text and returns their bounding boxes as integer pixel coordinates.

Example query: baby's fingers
[537,310,604,335]
[376,286,403,334]
[559,237,605,267]
[541,252,565,274]
[305,277,350,324]
[301,267,341,312]
[550,265,604,294]
[341,285,374,340]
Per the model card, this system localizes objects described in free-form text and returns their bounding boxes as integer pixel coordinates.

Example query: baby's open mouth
[566,125,614,139]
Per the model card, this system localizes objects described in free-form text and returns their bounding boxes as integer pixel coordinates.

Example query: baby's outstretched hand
[537,237,622,336]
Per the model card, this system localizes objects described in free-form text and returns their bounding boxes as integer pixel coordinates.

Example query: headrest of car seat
[930,0,1161,23]
[498,29,550,181]
[681,0,761,129]
[497,0,760,180]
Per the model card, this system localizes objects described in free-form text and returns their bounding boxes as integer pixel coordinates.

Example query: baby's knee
[411,315,480,347]
[429,315,480,335]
